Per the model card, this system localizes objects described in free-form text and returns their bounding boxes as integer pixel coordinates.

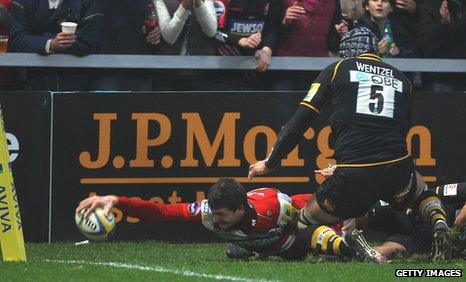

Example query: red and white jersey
[116,188,312,253]
[200,188,306,253]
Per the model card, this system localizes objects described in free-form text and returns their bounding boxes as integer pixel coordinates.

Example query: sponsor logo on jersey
[248,191,265,198]
[303,83,321,102]
[322,198,335,212]
[187,202,200,216]
[356,72,369,81]
[228,19,264,35]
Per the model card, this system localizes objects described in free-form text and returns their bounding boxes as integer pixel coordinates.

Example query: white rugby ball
[75,207,115,240]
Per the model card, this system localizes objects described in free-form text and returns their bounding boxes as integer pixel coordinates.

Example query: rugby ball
[75,208,115,240]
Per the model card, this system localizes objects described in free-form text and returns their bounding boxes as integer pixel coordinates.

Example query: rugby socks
[308,225,352,256]
[298,207,313,229]
[416,190,448,233]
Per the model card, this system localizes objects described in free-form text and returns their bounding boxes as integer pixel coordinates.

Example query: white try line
[41,259,280,282]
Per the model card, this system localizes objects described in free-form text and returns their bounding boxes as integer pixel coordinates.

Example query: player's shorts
[315,156,417,218]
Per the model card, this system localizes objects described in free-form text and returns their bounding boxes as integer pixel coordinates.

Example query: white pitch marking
[41,259,280,282]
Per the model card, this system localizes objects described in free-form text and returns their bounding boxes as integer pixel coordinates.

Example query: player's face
[365,0,393,22]
[212,207,244,230]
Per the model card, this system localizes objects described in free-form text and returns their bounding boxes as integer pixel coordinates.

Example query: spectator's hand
[439,0,451,24]
[50,32,76,51]
[76,195,118,218]
[254,47,272,72]
[146,26,161,45]
[378,38,388,54]
[334,22,348,37]
[181,0,190,9]
[454,203,466,227]
[192,0,204,8]
[283,1,306,26]
[395,0,416,14]
[248,159,274,180]
[238,32,261,49]
[389,42,399,57]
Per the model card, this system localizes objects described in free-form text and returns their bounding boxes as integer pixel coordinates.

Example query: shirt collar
[357,52,382,62]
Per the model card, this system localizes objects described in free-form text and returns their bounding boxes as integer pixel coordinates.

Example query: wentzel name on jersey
[352,62,402,91]
[356,62,394,77]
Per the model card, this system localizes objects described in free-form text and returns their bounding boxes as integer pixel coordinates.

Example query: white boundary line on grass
[42,259,280,282]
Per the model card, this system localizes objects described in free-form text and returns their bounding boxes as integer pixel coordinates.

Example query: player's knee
[298,199,323,229]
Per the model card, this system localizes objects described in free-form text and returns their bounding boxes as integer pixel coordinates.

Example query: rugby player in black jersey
[248,26,455,262]
[317,165,465,260]
[360,182,465,260]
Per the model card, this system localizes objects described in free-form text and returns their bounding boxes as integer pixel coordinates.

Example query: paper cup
[61,22,78,34]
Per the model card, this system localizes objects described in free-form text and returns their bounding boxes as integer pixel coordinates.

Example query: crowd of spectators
[0,0,465,91]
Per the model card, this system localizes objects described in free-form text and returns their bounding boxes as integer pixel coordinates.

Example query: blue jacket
[9,0,104,55]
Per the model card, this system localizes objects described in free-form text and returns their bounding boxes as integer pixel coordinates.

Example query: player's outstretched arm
[76,195,118,218]
[248,107,317,180]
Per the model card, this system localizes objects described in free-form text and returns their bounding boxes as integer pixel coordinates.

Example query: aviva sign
[0,105,26,261]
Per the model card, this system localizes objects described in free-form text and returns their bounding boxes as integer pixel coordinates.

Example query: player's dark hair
[208,178,247,211]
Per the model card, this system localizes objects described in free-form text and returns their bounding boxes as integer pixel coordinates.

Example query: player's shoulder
[248,188,295,224]
[324,59,347,73]
[247,188,280,200]
[247,188,292,205]
[321,58,351,82]
[247,188,280,211]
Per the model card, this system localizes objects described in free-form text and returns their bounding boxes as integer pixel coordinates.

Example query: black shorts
[315,157,417,218]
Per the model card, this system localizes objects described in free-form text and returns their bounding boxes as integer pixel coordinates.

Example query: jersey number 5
[350,70,403,119]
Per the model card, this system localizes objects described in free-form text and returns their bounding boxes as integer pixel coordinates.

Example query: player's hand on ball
[75,207,116,240]
[76,195,118,218]
[248,160,274,180]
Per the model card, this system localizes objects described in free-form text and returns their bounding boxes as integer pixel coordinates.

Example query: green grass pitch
[0,242,464,281]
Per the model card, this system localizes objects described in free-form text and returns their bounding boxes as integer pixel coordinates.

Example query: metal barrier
[1,53,466,72]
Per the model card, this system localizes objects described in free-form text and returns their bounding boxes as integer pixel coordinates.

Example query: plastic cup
[61,22,78,34]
